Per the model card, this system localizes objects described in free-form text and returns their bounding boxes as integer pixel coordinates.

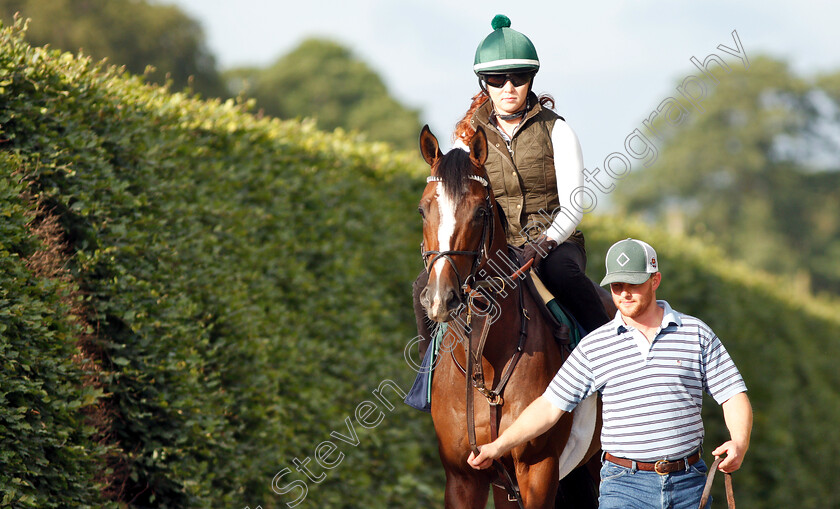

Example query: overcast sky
[169,0,840,170]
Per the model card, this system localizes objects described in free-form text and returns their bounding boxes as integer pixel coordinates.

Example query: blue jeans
[598,458,711,509]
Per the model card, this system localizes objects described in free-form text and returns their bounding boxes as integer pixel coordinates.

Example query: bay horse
[417,125,604,508]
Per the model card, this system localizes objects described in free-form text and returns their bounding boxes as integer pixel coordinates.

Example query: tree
[0,0,228,98]
[225,38,423,151]
[614,56,840,295]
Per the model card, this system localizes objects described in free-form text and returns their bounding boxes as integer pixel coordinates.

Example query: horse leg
[443,471,489,509]
[556,403,601,509]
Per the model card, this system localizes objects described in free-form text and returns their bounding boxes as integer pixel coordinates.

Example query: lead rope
[464,256,531,509]
[465,312,524,509]
[698,457,735,509]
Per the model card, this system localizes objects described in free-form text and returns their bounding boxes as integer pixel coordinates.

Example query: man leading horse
[469,238,753,509]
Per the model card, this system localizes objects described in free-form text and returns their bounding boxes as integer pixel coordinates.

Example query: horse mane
[436,148,475,202]
[436,147,510,237]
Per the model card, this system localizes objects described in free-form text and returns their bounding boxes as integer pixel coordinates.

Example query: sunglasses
[481,72,534,88]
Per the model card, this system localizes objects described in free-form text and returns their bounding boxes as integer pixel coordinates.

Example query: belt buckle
[654,459,669,475]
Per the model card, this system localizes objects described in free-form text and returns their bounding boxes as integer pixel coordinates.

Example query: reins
[421,172,527,507]
[463,256,528,508]
[699,456,736,508]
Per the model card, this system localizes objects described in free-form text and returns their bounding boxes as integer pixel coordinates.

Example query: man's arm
[467,395,565,469]
[712,391,752,473]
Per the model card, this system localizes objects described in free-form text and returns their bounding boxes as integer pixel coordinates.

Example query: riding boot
[412,270,433,360]
[538,236,610,335]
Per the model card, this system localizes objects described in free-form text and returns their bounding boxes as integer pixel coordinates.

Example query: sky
[169,0,840,173]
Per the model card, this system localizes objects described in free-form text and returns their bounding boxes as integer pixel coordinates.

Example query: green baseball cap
[473,15,540,75]
[600,238,659,286]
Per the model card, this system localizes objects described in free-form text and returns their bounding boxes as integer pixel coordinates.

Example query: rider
[412,14,609,358]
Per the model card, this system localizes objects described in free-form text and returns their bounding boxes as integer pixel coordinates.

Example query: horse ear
[469,126,488,167]
[419,125,442,168]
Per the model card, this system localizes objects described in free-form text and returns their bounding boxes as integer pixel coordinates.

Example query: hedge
[2,17,840,508]
[1,18,438,508]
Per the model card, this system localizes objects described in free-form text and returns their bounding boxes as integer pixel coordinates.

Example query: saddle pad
[530,273,583,349]
[557,394,598,480]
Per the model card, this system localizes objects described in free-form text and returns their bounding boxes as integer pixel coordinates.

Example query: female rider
[413,15,608,362]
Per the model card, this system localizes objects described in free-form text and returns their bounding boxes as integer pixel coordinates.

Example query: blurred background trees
[614,57,840,295]
[0,0,228,97]
[224,38,423,151]
[0,0,422,151]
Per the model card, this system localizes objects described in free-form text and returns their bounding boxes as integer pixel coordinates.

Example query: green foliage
[0,18,439,507]
[583,214,840,508]
[225,38,423,152]
[614,56,840,295]
[3,15,840,508]
[0,150,106,507]
[0,0,228,98]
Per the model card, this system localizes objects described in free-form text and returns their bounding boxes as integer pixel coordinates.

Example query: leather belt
[604,452,701,475]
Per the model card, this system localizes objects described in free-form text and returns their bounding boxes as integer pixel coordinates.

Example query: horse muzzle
[420,282,462,323]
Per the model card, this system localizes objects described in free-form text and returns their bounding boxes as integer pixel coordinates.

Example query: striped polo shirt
[543,300,747,462]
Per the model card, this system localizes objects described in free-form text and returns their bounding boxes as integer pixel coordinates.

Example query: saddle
[508,246,586,351]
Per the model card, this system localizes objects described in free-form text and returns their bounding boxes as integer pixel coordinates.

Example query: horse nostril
[444,288,461,311]
[419,287,431,308]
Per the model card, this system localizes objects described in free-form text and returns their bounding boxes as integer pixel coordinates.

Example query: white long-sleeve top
[543,120,585,243]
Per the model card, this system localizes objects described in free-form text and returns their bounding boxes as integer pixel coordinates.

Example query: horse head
[417,125,498,322]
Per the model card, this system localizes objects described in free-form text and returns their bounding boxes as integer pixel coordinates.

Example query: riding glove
[521,234,558,265]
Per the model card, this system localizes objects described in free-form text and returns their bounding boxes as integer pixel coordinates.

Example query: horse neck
[470,208,522,352]
[481,199,514,283]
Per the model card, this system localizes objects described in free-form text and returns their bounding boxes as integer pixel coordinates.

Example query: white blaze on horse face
[431,182,457,316]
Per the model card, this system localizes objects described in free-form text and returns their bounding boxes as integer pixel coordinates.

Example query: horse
[417,125,608,508]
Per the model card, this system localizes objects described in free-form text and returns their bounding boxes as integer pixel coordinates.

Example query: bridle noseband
[420,169,530,509]
[421,174,495,294]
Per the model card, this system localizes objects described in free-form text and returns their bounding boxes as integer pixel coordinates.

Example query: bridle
[420,173,495,294]
[419,171,528,508]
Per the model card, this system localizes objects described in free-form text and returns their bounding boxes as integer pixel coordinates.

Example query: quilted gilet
[470,93,563,246]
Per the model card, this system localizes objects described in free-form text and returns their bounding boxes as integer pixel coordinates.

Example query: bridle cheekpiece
[421,174,495,295]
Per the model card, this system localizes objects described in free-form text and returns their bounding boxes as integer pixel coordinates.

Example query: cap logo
[651,257,657,268]
[616,252,630,267]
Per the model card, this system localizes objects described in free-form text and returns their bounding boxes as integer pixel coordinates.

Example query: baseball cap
[600,238,659,286]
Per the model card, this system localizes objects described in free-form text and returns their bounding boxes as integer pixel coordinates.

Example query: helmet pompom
[474,14,539,75]
[491,14,511,30]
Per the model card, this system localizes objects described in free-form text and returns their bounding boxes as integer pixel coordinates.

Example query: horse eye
[418,206,426,219]
[473,208,488,221]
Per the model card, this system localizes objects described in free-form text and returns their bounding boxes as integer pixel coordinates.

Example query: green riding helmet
[473,14,540,75]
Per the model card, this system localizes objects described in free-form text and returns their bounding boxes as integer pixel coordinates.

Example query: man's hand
[716,392,752,473]
[465,396,565,471]
[711,440,747,473]
[467,443,501,470]
[522,235,557,264]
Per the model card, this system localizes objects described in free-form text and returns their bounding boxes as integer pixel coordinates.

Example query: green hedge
[1,19,440,508]
[0,151,104,507]
[2,17,840,508]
